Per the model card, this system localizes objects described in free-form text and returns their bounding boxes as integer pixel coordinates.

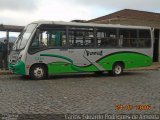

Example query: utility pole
[6,30,9,41]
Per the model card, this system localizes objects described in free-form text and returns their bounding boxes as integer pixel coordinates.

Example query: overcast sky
[0,0,160,26]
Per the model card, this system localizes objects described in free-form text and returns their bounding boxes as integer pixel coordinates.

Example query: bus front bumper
[9,61,26,75]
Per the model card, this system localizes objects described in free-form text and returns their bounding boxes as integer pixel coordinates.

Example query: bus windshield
[13,23,37,50]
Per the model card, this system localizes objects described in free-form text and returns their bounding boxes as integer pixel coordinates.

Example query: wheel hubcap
[34,67,44,78]
[115,65,122,74]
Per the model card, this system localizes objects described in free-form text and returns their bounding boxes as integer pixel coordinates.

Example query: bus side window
[118,29,151,48]
[41,31,48,47]
[40,31,67,47]
[47,31,67,47]
[96,28,118,48]
[139,30,151,48]
[119,29,138,48]
[69,27,94,48]
[30,29,67,51]
[30,31,47,48]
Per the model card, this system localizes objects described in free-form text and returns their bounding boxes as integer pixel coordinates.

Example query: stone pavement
[1,62,160,75]
[0,71,159,114]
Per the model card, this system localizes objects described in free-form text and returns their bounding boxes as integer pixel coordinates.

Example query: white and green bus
[9,21,153,79]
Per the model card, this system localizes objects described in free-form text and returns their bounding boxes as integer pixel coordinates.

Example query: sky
[0,0,160,37]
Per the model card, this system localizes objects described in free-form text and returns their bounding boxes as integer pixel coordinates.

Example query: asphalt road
[0,70,159,116]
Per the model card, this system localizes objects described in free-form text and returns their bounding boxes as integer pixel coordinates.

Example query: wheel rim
[33,67,44,79]
[114,65,122,75]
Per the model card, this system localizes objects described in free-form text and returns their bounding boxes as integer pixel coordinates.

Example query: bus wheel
[110,62,124,76]
[30,64,48,80]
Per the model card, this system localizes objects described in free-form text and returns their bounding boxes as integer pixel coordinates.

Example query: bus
[9,21,153,79]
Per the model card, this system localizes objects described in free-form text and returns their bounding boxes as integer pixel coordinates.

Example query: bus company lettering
[86,50,103,56]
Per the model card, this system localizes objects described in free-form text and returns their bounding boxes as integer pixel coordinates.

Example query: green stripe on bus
[98,52,152,70]
[40,52,152,74]
[47,62,98,74]
[40,54,98,73]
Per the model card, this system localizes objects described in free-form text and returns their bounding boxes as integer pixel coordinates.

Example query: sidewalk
[0,62,160,75]
[127,62,160,71]
[0,69,12,75]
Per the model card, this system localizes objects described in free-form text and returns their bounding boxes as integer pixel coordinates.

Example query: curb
[127,67,159,71]
[0,67,160,75]
[0,71,12,75]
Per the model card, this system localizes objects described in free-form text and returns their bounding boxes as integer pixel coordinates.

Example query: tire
[110,62,124,76]
[30,64,48,80]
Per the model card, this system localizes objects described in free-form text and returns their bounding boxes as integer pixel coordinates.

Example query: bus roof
[31,21,151,29]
